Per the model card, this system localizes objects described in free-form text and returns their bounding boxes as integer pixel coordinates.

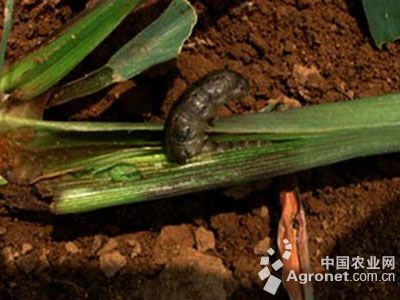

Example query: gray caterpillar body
[164,69,249,164]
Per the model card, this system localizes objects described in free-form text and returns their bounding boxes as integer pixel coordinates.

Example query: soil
[0,0,399,299]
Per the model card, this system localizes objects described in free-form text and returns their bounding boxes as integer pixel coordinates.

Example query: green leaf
[50,127,400,214]
[0,0,141,101]
[362,0,400,47]
[213,93,400,136]
[108,0,197,81]
[0,175,7,186]
[2,92,400,213]
[0,0,14,92]
[0,114,162,133]
[49,0,197,107]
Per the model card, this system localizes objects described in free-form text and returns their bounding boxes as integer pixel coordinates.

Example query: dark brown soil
[1,0,399,299]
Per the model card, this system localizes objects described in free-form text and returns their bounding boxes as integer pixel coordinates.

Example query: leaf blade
[362,0,400,47]
[108,0,197,81]
[49,0,197,106]
[0,0,141,101]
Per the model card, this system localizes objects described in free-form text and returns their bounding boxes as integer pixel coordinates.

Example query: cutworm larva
[164,69,249,164]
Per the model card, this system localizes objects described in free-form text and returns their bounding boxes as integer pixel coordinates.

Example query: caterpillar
[164,69,249,164]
